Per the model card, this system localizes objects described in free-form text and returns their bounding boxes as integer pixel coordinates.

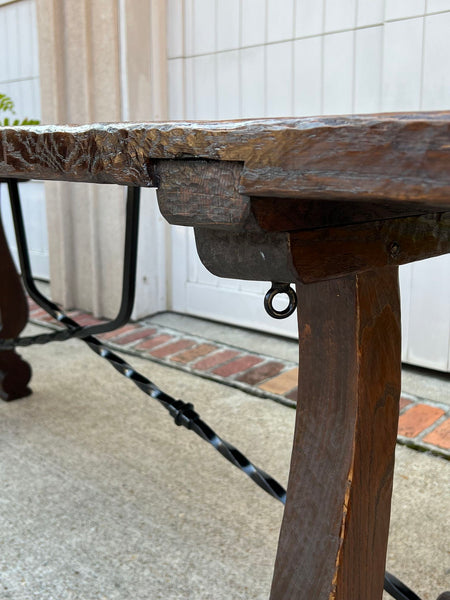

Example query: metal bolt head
[389,241,400,258]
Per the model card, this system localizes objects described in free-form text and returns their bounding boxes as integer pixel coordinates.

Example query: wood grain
[0,207,32,401]
[270,268,401,600]
[290,211,450,282]
[1,114,450,211]
[155,160,250,230]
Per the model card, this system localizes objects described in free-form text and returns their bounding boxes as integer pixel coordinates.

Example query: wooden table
[1,115,449,599]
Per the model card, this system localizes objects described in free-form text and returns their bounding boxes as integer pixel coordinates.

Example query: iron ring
[264,282,298,319]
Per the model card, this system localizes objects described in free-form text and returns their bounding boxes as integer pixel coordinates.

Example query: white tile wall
[183,0,194,55]
[0,79,41,121]
[217,0,240,52]
[382,18,424,111]
[354,26,383,113]
[324,0,356,32]
[167,0,184,58]
[183,57,195,118]
[323,31,354,114]
[427,0,450,11]
[266,41,293,116]
[167,58,184,119]
[267,0,294,43]
[192,0,216,55]
[217,50,240,118]
[0,0,39,82]
[295,0,324,37]
[241,0,266,47]
[356,0,384,27]
[293,36,322,116]
[240,45,265,117]
[0,0,48,280]
[422,12,450,109]
[193,54,216,118]
[385,0,426,21]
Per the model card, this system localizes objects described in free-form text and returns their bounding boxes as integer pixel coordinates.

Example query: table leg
[270,268,401,600]
[0,208,31,400]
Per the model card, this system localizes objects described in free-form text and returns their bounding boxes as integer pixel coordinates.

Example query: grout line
[0,75,40,85]
[167,7,450,64]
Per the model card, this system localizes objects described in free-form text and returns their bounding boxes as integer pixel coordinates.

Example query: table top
[1,113,450,212]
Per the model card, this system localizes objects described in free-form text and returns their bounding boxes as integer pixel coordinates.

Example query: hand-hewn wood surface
[290,211,450,282]
[0,208,31,400]
[270,268,401,600]
[1,113,450,213]
[1,115,449,599]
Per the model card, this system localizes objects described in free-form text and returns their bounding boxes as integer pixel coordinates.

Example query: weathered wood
[194,228,297,282]
[2,114,450,214]
[270,268,401,600]
[290,211,450,282]
[0,207,31,401]
[250,196,446,231]
[0,116,449,600]
[193,212,449,283]
[156,160,250,230]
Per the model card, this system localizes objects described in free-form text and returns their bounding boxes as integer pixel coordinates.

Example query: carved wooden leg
[0,205,32,400]
[270,268,401,600]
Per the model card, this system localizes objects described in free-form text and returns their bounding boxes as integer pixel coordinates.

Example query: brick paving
[26,301,450,460]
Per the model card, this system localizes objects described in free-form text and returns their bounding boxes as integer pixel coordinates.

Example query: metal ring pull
[264,282,298,319]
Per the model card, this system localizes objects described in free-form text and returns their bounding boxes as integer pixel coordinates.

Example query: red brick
[99,324,136,340]
[150,339,195,358]
[136,334,173,350]
[192,350,239,371]
[213,355,263,377]
[259,368,299,395]
[236,360,284,385]
[38,312,57,322]
[29,308,50,320]
[171,343,218,364]
[423,418,450,449]
[398,404,445,438]
[72,313,105,327]
[400,397,414,411]
[112,327,157,345]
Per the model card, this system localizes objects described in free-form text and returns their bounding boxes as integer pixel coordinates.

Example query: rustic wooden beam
[270,268,401,600]
[156,159,250,230]
[193,212,449,283]
[290,211,450,282]
[1,114,450,210]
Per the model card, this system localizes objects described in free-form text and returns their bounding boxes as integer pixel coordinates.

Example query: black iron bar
[1,178,430,600]
[7,179,140,339]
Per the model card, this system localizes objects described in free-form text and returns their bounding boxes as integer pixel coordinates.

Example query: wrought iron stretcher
[1,115,450,600]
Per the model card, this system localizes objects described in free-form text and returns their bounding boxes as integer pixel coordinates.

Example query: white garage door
[0,0,49,279]
[166,0,450,371]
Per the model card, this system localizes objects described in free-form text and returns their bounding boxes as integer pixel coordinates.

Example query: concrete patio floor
[0,323,449,600]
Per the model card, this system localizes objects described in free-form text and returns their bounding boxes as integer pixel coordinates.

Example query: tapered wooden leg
[0,205,32,400]
[270,268,401,600]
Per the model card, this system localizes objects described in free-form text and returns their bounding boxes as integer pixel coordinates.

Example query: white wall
[0,0,49,279]
[166,0,450,371]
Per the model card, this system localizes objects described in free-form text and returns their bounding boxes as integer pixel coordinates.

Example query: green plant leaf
[0,93,40,126]
[0,93,15,113]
